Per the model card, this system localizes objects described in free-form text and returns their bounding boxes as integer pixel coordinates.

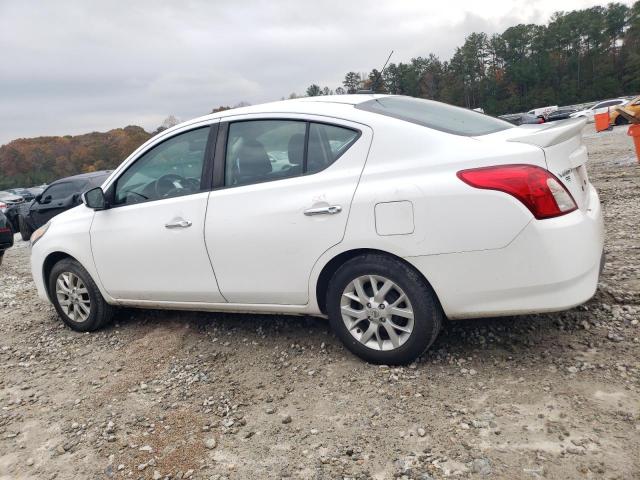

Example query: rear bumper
[406,185,605,319]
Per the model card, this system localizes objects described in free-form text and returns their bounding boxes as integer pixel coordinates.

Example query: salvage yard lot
[0,125,638,479]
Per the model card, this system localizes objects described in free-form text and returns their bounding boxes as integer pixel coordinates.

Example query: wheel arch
[42,251,78,301]
[314,248,443,315]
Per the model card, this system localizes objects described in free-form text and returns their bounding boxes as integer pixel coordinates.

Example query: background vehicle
[0,191,24,214]
[545,107,579,122]
[0,210,13,266]
[7,187,43,202]
[526,105,557,117]
[569,98,628,122]
[10,171,110,241]
[610,95,640,126]
[499,112,544,125]
[30,95,604,365]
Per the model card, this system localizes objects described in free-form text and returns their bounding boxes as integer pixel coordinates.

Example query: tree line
[300,1,640,115]
[0,127,152,189]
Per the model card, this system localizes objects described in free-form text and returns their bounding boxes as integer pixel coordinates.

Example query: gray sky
[0,0,625,145]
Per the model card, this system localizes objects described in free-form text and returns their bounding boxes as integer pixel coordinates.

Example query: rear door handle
[165,220,192,229]
[304,205,342,216]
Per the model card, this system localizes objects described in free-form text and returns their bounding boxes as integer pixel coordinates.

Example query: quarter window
[114,127,210,205]
[224,120,359,187]
[307,123,359,174]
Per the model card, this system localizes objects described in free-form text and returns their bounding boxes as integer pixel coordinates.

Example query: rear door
[204,116,372,305]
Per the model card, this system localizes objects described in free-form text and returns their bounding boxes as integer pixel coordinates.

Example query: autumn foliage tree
[0,126,151,189]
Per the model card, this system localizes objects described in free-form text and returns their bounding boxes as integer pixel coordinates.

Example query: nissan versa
[30,95,604,364]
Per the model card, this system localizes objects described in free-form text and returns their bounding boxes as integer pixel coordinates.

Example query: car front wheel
[326,254,442,365]
[48,258,114,332]
[18,217,33,242]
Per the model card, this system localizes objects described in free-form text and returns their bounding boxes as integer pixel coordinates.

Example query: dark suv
[8,171,111,241]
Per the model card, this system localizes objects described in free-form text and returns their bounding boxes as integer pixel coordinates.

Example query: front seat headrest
[235,139,272,183]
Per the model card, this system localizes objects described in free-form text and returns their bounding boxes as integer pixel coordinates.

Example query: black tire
[18,216,33,242]
[0,251,4,267]
[48,258,115,332]
[326,254,442,365]
[614,115,628,126]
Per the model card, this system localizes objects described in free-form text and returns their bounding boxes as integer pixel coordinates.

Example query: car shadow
[106,300,591,364]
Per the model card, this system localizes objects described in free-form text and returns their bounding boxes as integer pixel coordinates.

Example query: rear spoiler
[507,118,587,148]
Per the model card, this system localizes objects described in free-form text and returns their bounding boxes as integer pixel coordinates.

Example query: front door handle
[304,205,342,216]
[165,220,192,229]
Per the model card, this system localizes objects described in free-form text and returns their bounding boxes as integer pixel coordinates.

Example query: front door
[205,117,372,304]
[90,124,225,303]
[31,181,79,227]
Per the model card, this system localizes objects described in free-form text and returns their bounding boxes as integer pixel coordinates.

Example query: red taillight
[0,227,11,233]
[0,202,6,210]
[457,164,577,219]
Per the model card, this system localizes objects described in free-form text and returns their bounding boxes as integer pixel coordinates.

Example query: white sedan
[569,98,628,122]
[30,95,604,364]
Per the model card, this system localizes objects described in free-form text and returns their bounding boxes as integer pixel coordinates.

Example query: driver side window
[42,182,76,201]
[114,127,210,205]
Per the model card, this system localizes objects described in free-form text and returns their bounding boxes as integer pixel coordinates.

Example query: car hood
[0,194,23,202]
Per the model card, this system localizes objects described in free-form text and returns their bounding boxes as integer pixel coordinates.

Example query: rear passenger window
[225,120,306,187]
[224,120,359,187]
[596,100,620,109]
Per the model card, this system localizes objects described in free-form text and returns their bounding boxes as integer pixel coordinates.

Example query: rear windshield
[356,96,513,136]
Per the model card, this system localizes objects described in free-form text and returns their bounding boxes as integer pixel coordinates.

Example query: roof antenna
[357,50,394,94]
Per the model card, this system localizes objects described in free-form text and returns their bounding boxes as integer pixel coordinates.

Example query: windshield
[356,96,513,136]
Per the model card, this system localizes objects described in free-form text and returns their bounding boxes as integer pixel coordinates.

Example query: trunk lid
[478,118,591,210]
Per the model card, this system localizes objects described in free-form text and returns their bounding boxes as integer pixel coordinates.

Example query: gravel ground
[0,125,638,480]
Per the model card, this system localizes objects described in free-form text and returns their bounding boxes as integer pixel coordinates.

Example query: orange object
[610,95,640,126]
[628,124,640,163]
[594,108,610,132]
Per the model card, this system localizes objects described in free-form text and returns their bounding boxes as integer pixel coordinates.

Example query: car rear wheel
[18,216,32,242]
[48,258,114,332]
[326,254,442,364]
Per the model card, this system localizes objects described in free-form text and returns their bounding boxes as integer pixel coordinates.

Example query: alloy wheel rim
[340,275,414,351]
[55,272,91,322]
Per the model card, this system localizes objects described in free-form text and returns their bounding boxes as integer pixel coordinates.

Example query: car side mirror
[34,194,42,203]
[82,187,108,210]
[41,195,52,204]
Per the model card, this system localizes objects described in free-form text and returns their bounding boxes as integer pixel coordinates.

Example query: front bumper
[30,242,49,302]
[406,185,605,319]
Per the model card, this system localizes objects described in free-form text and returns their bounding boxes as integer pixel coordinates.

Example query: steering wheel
[155,173,187,198]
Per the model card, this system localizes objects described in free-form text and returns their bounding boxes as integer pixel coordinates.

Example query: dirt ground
[0,124,638,480]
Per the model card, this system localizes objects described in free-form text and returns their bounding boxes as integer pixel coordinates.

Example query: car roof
[146,94,391,141]
[195,94,385,122]
[49,170,112,186]
[594,98,627,104]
